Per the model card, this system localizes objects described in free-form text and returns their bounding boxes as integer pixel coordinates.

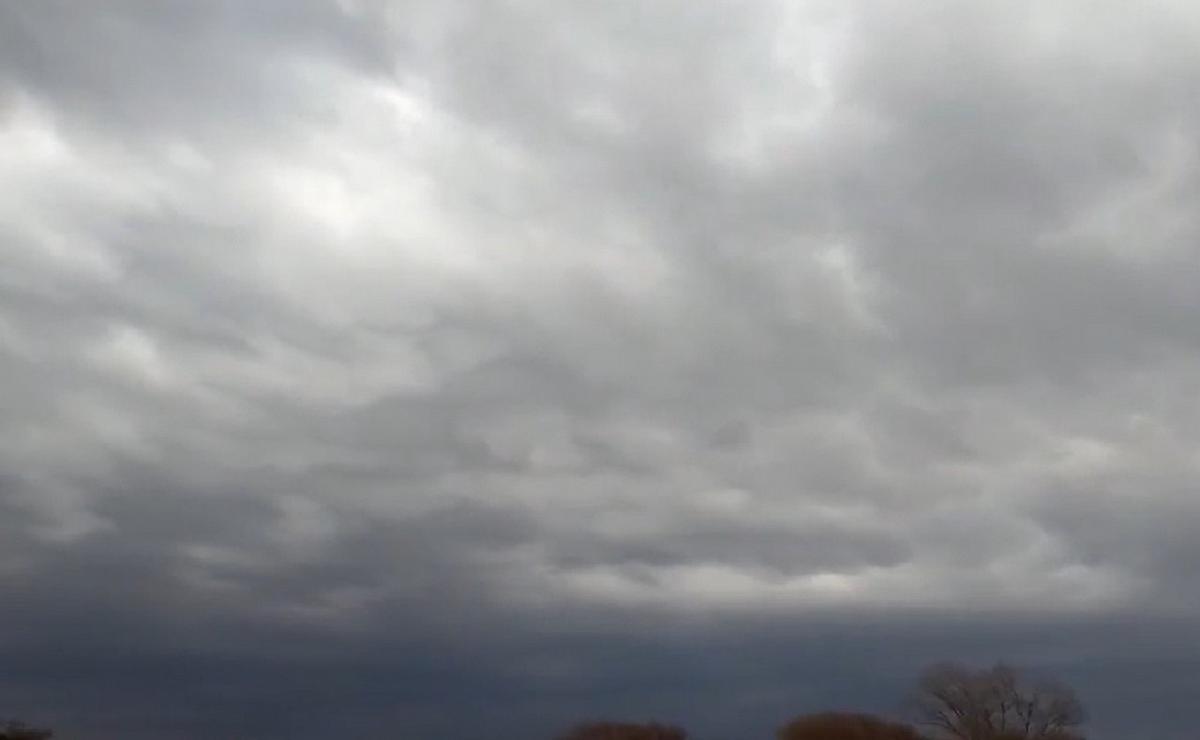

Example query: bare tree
[912,662,1084,740]
[555,721,687,740]
[778,712,926,740]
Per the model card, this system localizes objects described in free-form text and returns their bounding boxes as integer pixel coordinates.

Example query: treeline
[3,661,1083,740]
[557,662,1086,740]
[0,721,53,740]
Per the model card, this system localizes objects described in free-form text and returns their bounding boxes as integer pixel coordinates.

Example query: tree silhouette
[912,662,1084,740]
[777,712,926,740]
[555,721,687,740]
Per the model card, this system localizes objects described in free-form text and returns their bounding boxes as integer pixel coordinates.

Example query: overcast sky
[3,1,1200,739]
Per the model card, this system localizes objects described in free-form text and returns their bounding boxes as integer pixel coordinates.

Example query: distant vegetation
[777,712,926,740]
[554,661,1086,740]
[556,721,688,740]
[0,720,53,740]
[4,661,1083,740]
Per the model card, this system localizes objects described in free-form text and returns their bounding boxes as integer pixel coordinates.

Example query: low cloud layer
[3,2,1200,738]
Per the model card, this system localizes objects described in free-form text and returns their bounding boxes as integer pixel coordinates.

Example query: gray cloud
[3,1,1200,738]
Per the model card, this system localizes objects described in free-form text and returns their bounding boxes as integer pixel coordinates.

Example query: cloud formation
[3,1,1200,738]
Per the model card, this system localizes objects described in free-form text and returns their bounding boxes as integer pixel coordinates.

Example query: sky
[2,1,1200,738]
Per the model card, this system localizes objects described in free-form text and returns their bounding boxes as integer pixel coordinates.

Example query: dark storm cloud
[4,1,1200,738]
